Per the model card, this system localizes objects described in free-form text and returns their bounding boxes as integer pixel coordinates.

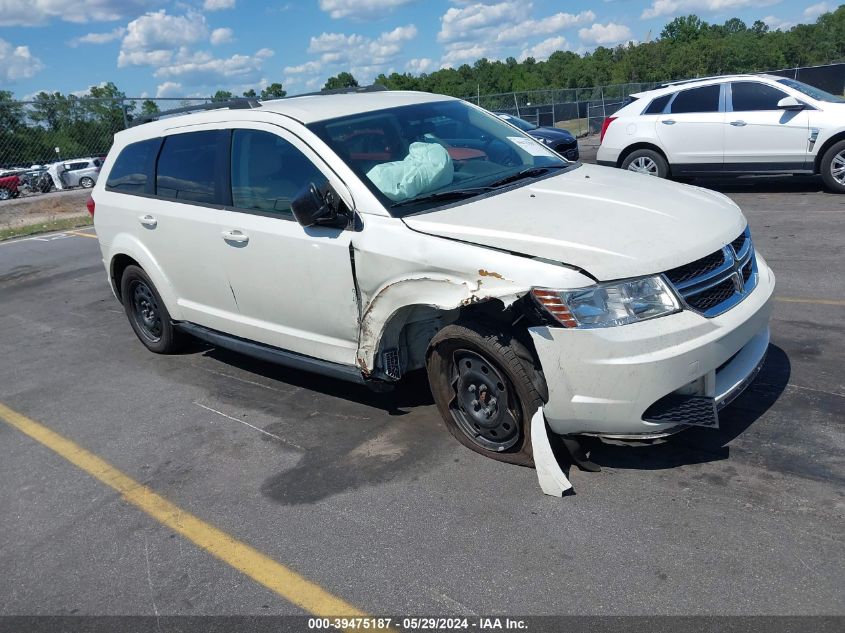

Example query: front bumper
[528,253,775,437]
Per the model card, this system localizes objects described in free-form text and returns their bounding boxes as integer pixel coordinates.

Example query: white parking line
[0,228,96,247]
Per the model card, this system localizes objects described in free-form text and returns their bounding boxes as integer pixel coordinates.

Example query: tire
[120,265,185,354]
[621,148,669,178]
[79,177,95,188]
[426,321,545,466]
[0,188,10,201]
[820,139,845,193]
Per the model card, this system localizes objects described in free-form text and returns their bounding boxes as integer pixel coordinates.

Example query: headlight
[532,276,680,328]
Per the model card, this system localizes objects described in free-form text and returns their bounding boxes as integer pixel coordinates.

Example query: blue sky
[0,0,836,100]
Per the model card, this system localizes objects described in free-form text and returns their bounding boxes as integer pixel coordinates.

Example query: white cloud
[210,27,234,45]
[318,0,418,19]
[761,15,794,29]
[203,0,235,9]
[304,24,418,82]
[438,2,593,68]
[155,81,183,98]
[641,0,780,20]
[519,36,568,62]
[69,27,125,47]
[0,0,152,26]
[118,11,209,67]
[284,60,322,74]
[0,38,44,83]
[495,10,595,45]
[579,22,633,45]
[153,49,273,86]
[406,57,433,73]
[803,2,833,19]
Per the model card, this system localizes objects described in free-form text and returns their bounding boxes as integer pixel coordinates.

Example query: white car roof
[629,73,785,100]
[116,90,457,144]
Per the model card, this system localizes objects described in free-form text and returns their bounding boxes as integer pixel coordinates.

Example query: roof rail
[660,74,753,88]
[281,83,389,99]
[131,98,261,127]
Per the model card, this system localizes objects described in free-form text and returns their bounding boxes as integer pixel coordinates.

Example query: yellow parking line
[66,230,97,239]
[775,296,845,307]
[0,401,367,618]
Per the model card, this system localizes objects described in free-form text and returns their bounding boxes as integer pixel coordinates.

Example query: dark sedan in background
[494,112,579,161]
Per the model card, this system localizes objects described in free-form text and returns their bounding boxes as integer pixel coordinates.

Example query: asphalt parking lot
[0,164,843,623]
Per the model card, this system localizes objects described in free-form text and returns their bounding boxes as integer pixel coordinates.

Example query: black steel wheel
[450,350,521,452]
[120,265,185,354]
[427,321,545,466]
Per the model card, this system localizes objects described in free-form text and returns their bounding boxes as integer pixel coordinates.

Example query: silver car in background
[60,158,102,188]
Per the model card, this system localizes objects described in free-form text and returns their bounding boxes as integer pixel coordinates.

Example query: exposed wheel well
[378,298,545,392]
[110,254,140,303]
[617,143,669,170]
[814,132,845,174]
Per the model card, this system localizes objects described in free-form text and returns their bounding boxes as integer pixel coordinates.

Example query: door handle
[730,120,747,127]
[138,214,157,228]
[222,229,249,244]
[661,119,676,125]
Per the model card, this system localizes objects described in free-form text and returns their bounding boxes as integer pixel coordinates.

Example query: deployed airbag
[366,142,454,202]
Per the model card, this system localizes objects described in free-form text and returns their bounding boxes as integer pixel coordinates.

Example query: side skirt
[175,321,367,385]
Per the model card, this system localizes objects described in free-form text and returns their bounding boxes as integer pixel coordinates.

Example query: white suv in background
[91,88,774,470]
[597,74,845,192]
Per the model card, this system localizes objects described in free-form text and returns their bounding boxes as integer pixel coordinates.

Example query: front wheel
[820,140,845,193]
[621,149,669,178]
[0,188,10,201]
[426,322,545,466]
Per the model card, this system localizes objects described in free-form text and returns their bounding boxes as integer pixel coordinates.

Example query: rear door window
[106,139,159,194]
[730,81,789,111]
[156,131,219,204]
[230,129,326,217]
[669,84,721,114]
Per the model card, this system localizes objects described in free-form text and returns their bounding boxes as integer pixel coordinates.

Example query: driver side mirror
[291,182,348,229]
[777,96,805,111]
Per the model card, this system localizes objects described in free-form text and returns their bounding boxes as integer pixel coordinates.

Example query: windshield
[307,99,571,215]
[776,77,845,103]
[498,114,538,132]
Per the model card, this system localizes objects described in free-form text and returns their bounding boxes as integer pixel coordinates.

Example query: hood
[402,164,746,280]
[528,127,575,142]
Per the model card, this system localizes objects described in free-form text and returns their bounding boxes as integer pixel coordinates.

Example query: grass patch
[0,215,93,241]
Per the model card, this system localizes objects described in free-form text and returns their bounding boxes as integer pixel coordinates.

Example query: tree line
[1,9,843,166]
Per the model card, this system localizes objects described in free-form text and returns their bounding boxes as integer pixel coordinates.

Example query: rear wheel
[426,322,544,466]
[120,265,185,354]
[79,176,95,188]
[820,140,845,193]
[621,148,669,178]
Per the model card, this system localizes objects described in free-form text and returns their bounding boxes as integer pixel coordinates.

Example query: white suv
[91,88,774,468]
[597,74,845,192]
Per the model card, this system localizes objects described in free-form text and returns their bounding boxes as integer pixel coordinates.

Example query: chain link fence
[0,97,212,199]
[1,62,843,201]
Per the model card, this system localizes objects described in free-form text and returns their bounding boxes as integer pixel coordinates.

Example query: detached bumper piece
[643,394,719,429]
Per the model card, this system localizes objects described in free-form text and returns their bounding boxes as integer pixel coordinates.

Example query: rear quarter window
[643,94,672,114]
[105,139,160,194]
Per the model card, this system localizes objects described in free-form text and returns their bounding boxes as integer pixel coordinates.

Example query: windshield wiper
[486,165,567,189]
[390,186,495,208]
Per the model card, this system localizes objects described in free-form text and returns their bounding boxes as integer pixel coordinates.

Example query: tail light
[86,196,95,217]
[599,116,617,143]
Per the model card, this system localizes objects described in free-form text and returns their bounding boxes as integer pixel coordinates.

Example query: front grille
[663,227,757,317]
[665,251,725,284]
[686,278,736,311]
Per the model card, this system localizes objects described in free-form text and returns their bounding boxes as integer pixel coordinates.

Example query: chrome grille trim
[663,227,758,318]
